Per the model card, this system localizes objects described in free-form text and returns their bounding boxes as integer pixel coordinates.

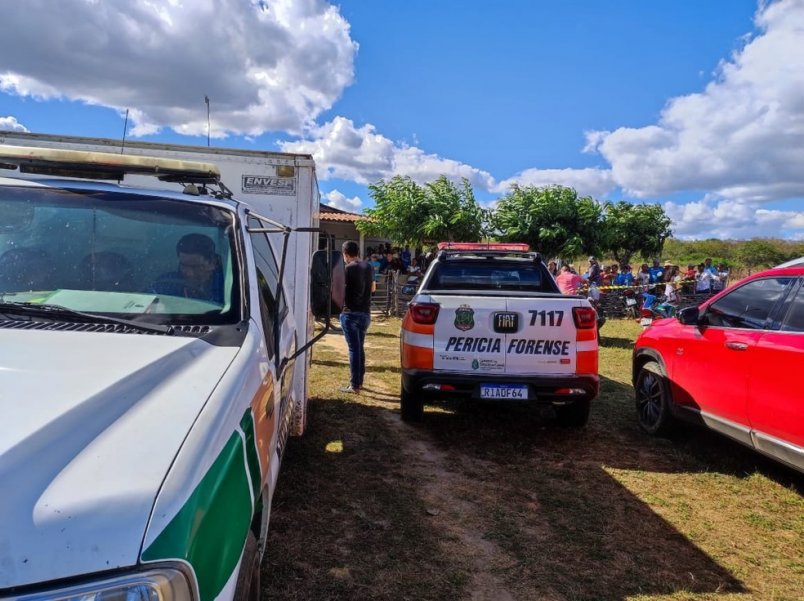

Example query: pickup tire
[400,384,424,422]
[234,531,261,601]
[555,398,591,428]
[635,361,675,436]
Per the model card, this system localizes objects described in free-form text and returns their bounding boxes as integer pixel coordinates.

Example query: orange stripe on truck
[401,343,434,369]
[576,350,598,375]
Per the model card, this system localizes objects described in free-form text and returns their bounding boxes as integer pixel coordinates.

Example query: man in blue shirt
[648,259,664,284]
[614,264,635,287]
[152,233,224,304]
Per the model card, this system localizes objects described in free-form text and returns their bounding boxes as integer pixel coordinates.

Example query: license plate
[480,384,528,400]
[626,298,637,306]
[640,317,653,326]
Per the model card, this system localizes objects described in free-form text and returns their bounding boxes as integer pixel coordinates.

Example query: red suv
[633,266,803,473]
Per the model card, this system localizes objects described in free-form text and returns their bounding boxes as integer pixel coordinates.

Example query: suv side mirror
[677,306,699,326]
[310,249,344,319]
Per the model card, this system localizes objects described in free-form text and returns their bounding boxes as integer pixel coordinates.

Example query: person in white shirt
[695,263,717,294]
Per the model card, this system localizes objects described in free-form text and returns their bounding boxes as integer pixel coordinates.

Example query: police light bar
[437,242,530,252]
[0,145,221,183]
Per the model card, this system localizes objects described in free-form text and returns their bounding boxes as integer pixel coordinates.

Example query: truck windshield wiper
[0,301,174,335]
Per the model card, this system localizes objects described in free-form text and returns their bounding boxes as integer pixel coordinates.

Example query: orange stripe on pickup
[401,343,434,370]
[576,328,597,342]
[576,350,598,375]
[401,312,435,335]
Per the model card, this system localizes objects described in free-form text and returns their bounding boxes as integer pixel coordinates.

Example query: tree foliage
[357,175,485,247]
[601,201,673,267]
[490,185,602,259]
[737,239,787,273]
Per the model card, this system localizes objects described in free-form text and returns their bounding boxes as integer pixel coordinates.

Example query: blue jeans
[340,311,371,388]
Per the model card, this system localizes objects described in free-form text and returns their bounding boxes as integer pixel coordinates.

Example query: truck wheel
[234,531,261,601]
[400,385,424,422]
[635,361,675,435]
[555,398,591,428]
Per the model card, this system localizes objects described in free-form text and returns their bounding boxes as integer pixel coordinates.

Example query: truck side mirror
[311,249,344,319]
[677,306,699,326]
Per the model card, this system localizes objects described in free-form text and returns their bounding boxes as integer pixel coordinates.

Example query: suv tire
[635,361,675,435]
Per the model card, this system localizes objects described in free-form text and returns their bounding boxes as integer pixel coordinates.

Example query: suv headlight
[7,568,193,601]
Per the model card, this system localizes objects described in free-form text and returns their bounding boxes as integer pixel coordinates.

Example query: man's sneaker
[339,385,360,394]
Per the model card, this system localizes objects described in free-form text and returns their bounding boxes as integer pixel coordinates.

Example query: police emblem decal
[472,359,480,370]
[454,304,475,331]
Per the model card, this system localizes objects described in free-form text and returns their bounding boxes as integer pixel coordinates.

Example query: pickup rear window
[427,260,558,293]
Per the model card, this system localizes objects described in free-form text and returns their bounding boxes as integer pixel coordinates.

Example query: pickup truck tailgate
[431,295,586,375]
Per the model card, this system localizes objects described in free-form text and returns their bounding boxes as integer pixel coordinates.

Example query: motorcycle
[639,292,676,327]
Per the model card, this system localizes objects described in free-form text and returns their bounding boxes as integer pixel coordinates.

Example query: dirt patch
[318,327,519,600]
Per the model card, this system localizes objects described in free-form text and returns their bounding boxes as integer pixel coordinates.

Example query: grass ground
[263,318,803,601]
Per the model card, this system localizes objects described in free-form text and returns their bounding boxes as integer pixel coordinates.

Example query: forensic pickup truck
[400,243,599,425]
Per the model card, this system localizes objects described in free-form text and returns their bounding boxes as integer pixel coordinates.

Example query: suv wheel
[555,398,591,428]
[400,383,424,422]
[635,361,675,435]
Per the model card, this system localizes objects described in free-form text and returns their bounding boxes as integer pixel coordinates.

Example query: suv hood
[0,329,239,589]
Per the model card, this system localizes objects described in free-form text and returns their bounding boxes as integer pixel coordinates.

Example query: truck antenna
[204,95,211,147]
[121,108,129,155]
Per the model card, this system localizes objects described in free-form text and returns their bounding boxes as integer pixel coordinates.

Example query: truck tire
[635,361,675,436]
[555,398,591,428]
[400,384,424,422]
[234,531,261,601]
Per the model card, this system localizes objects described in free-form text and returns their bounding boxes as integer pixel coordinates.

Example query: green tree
[490,185,602,259]
[357,175,485,247]
[601,201,673,267]
[737,239,786,273]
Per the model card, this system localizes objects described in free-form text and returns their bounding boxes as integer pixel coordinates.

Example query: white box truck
[0,132,329,601]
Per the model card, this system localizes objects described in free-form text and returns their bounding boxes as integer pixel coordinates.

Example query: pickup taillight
[572,306,597,330]
[409,302,440,325]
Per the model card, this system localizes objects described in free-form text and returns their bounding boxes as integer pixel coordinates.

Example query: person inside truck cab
[152,233,224,303]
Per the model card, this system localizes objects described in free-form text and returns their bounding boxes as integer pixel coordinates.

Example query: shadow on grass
[264,397,469,601]
[598,335,635,349]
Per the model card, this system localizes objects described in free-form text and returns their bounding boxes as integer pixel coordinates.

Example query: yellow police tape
[581,278,698,292]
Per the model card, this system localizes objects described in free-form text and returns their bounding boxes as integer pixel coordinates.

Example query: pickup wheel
[555,398,591,428]
[234,531,261,601]
[400,384,424,422]
[635,361,675,435]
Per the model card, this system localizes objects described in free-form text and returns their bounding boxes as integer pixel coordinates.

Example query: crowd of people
[552,256,730,304]
[365,243,435,281]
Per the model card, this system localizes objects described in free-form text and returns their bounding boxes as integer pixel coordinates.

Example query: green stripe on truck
[142,432,253,601]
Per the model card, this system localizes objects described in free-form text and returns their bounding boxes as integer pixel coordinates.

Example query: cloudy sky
[1,0,802,239]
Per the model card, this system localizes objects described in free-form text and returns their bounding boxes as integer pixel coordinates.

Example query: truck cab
[400,243,599,426]
[0,145,317,601]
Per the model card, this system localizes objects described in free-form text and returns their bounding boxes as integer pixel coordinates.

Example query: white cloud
[324,189,362,212]
[279,116,496,190]
[0,0,357,137]
[493,167,615,198]
[0,116,28,132]
[664,195,804,240]
[585,0,804,204]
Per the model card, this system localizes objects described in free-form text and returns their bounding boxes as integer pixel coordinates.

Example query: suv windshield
[428,259,556,292]
[0,185,240,325]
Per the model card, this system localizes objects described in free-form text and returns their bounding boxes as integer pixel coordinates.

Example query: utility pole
[204,95,210,147]
[121,108,129,154]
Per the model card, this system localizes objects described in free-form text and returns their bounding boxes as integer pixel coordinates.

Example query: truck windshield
[0,185,240,325]
[428,260,557,292]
